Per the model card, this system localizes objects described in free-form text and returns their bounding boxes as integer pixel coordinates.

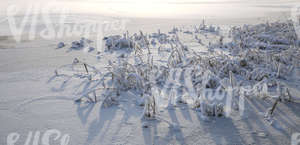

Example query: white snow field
[1,0,300,145]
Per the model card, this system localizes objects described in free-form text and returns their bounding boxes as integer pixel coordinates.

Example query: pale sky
[0,0,298,18]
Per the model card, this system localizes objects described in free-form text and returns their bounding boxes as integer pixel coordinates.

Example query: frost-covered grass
[53,20,300,121]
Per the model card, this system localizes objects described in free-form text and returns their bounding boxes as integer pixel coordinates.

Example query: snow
[1,1,300,145]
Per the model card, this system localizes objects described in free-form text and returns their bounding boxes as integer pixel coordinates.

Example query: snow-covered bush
[104,35,135,51]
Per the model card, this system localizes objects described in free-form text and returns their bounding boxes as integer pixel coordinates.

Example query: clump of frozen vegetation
[53,20,300,121]
[57,42,65,49]
[67,37,95,52]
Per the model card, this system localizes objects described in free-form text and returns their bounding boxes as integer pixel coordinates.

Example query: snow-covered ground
[1,1,300,145]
